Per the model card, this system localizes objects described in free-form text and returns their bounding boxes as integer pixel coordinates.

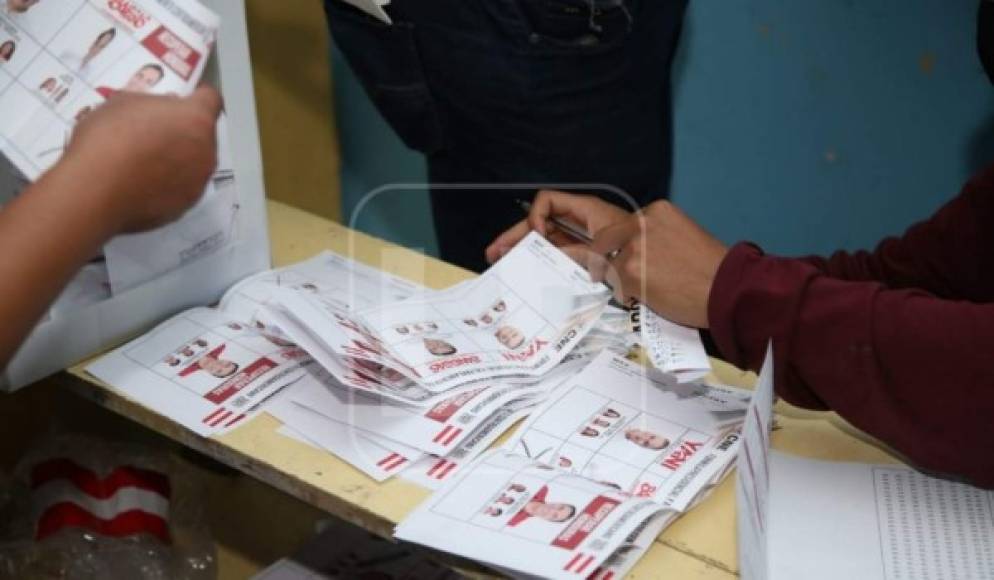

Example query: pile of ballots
[250,231,638,484]
[90,233,751,576]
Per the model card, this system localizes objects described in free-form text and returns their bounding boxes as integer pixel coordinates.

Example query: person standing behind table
[0,87,223,369]
[324,0,688,272]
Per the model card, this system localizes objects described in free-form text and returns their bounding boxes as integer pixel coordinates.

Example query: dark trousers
[325,0,688,272]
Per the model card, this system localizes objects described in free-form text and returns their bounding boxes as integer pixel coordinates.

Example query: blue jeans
[325,0,688,271]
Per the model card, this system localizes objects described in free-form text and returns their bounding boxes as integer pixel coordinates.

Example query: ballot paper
[219,250,426,321]
[737,345,994,580]
[395,361,593,489]
[276,232,611,393]
[402,397,537,490]
[505,352,746,511]
[638,305,711,382]
[274,420,422,482]
[736,343,774,580]
[261,303,438,406]
[266,378,424,482]
[221,251,447,405]
[86,250,430,435]
[284,368,543,456]
[395,450,672,580]
[87,307,311,437]
[277,389,537,487]
[0,0,219,180]
[277,349,580,484]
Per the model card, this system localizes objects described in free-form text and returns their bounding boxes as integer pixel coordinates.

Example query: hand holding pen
[485,191,630,265]
[483,191,634,306]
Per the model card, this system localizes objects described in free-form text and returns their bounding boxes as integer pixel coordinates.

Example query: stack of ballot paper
[89,235,627,479]
[86,231,714,474]
[88,231,730,570]
[394,352,748,578]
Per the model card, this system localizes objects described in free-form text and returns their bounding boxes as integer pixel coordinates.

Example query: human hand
[61,86,223,234]
[485,190,631,264]
[583,200,729,328]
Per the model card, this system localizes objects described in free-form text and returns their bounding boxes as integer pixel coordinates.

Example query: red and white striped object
[375,452,408,473]
[29,458,172,543]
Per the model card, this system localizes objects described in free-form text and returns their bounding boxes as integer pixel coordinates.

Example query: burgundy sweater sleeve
[797,165,994,301]
[708,180,994,488]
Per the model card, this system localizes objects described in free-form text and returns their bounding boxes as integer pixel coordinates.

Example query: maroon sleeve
[796,166,994,302]
[707,185,994,487]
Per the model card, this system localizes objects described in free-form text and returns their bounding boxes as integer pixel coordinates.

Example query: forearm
[710,243,994,488]
[0,156,122,368]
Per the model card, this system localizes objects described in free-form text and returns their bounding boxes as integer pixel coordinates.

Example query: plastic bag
[0,434,216,580]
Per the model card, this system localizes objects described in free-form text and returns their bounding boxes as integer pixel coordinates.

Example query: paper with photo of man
[395,450,671,580]
[504,351,749,511]
[87,307,310,436]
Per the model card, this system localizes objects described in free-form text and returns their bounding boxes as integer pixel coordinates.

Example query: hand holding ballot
[63,87,223,233]
[0,87,222,367]
[489,190,728,329]
[485,190,630,263]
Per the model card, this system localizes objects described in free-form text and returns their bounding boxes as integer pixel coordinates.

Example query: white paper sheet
[639,305,711,382]
[736,342,774,580]
[219,250,426,320]
[505,352,746,510]
[267,382,423,482]
[402,397,537,490]
[764,453,994,580]
[87,307,309,436]
[287,370,539,456]
[395,450,668,580]
[0,0,219,179]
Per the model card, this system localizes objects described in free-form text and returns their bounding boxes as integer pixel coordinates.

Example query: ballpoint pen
[516,198,593,244]
[516,198,629,307]
[516,198,620,260]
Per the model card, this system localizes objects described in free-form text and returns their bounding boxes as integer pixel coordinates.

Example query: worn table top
[61,200,901,578]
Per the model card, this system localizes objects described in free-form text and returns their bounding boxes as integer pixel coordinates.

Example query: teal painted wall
[333,1,994,258]
[330,47,436,256]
